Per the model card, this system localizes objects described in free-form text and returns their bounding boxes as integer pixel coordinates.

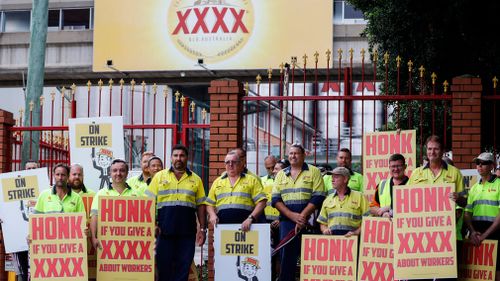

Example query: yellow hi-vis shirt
[408,161,464,193]
[409,161,465,240]
[272,163,325,214]
[90,184,142,216]
[146,168,206,209]
[34,187,85,214]
[126,174,149,195]
[465,175,500,222]
[261,175,280,221]
[207,173,266,212]
[317,188,369,233]
[146,167,206,235]
[74,188,96,196]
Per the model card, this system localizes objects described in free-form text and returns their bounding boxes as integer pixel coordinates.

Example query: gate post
[0,109,14,281]
[0,109,15,173]
[207,79,243,281]
[450,76,482,169]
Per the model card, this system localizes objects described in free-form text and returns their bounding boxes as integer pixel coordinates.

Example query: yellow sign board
[358,217,395,281]
[393,184,457,279]
[75,123,112,148]
[362,130,416,198]
[220,230,259,256]
[459,240,498,281]
[2,175,39,202]
[93,0,332,71]
[29,213,88,281]
[97,196,156,281]
[300,235,358,281]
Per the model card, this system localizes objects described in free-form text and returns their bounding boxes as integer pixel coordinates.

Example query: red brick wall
[451,77,482,169]
[0,109,14,281]
[207,79,244,281]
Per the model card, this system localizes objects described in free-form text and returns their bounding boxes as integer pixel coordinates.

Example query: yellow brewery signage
[93,0,332,71]
[168,0,254,63]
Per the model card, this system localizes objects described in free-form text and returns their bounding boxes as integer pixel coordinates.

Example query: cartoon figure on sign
[237,256,260,281]
[92,147,113,189]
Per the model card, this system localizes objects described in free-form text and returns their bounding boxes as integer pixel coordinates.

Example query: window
[2,10,31,32]
[257,111,268,130]
[62,9,90,30]
[48,10,61,31]
[334,1,365,23]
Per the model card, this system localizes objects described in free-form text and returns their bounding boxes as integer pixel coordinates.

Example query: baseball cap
[473,152,494,163]
[326,167,350,178]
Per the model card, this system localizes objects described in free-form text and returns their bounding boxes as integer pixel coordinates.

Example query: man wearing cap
[272,144,325,281]
[370,154,409,217]
[207,151,266,231]
[318,167,369,236]
[464,152,500,280]
[324,148,364,195]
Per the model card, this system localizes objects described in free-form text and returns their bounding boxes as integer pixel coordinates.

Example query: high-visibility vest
[378,179,391,208]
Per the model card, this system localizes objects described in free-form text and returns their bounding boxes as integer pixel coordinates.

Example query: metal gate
[9,80,210,185]
[240,49,478,175]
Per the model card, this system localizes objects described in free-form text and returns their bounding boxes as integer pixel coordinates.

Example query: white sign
[461,169,479,191]
[214,224,271,281]
[0,168,49,253]
[68,116,125,192]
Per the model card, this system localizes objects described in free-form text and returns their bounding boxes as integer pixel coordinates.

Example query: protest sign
[393,183,457,279]
[96,196,155,281]
[300,235,358,281]
[80,194,97,279]
[358,217,395,281]
[214,224,271,281]
[0,168,48,253]
[363,130,416,198]
[29,213,87,281]
[461,169,479,191]
[459,240,497,281]
[68,116,124,192]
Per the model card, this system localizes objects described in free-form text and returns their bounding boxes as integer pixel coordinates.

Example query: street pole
[21,0,48,168]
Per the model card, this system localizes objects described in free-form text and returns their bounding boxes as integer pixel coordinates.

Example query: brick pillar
[451,77,482,169]
[207,79,244,281]
[0,109,14,281]
[0,109,15,174]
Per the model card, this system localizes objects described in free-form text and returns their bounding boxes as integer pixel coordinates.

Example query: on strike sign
[393,184,457,279]
[30,213,88,281]
[97,196,155,281]
[300,235,358,281]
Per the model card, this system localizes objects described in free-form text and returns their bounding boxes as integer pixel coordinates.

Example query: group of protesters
[1,133,499,281]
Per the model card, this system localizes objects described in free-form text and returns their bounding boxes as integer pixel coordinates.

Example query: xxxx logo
[168,0,254,63]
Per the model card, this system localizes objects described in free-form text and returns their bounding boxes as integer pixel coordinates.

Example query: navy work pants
[157,234,196,281]
[278,220,301,281]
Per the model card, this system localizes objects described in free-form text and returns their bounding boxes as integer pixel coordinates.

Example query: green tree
[348,0,500,155]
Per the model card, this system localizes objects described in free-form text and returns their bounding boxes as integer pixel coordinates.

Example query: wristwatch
[247,215,255,222]
[200,228,207,233]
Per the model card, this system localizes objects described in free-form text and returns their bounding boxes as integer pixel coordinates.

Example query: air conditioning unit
[63,25,86,30]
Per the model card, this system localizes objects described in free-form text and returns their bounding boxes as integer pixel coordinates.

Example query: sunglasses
[475,161,492,166]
